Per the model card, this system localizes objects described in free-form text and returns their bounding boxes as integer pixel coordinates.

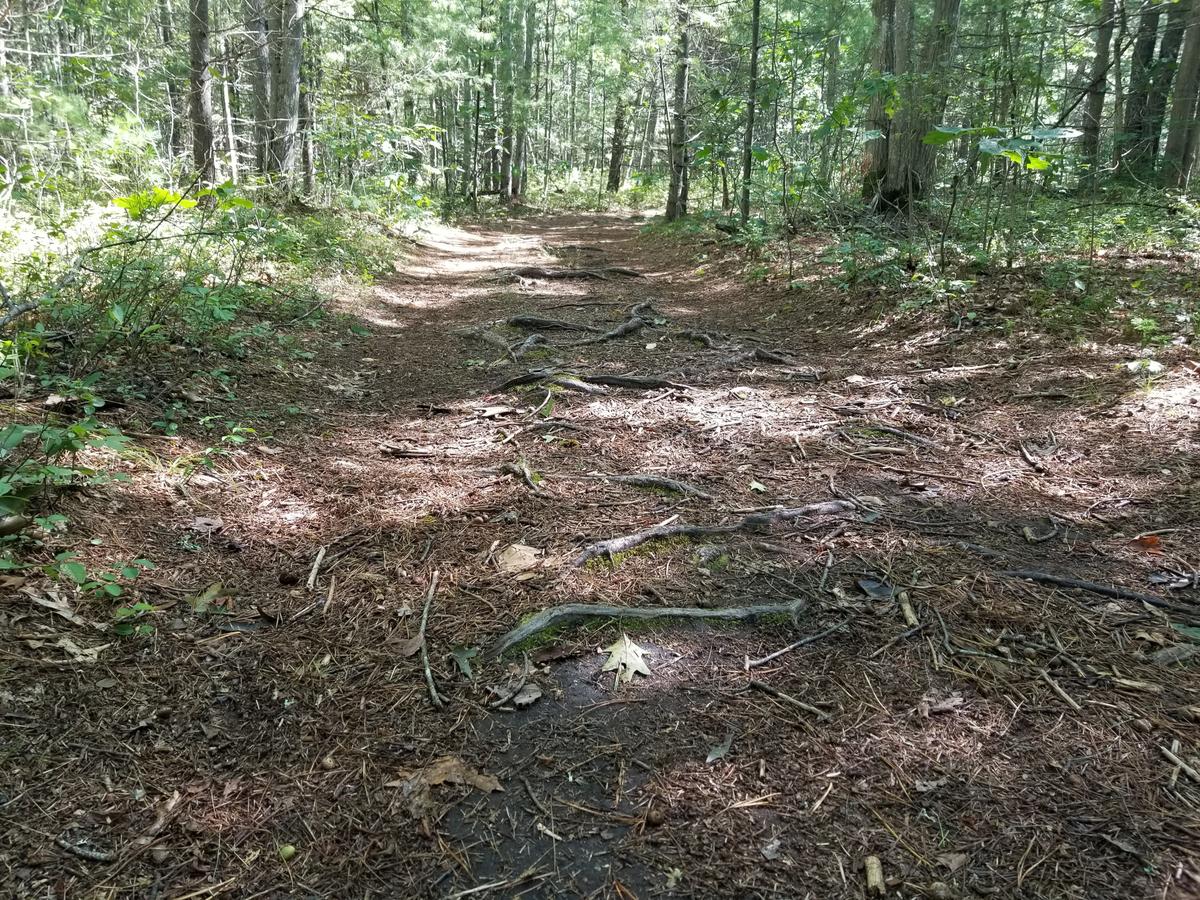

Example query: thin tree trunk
[1082,0,1116,172]
[244,0,271,174]
[188,0,216,183]
[739,0,762,222]
[221,34,239,184]
[665,2,689,221]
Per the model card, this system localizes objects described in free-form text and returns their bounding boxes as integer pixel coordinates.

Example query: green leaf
[60,561,87,584]
[450,646,479,679]
[1172,624,1200,643]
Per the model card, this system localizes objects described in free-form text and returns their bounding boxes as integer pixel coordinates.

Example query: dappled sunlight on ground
[5,212,1199,898]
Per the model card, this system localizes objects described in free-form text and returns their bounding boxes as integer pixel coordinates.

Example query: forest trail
[8,213,1200,898]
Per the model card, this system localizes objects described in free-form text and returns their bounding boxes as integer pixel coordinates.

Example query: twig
[1161,745,1200,784]
[419,571,444,708]
[1039,668,1082,712]
[748,679,832,720]
[746,619,850,669]
[306,546,327,590]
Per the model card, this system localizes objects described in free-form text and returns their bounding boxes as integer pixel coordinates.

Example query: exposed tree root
[573,499,864,566]
[508,314,600,333]
[562,473,712,498]
[838,421,942,450]
[679,329,724,349]
[953,542,1200,617]
[509,334,548,359]
[487,597,807,658]
[501,265,643,281]
[575,301,658,346]
[497,368,688,393]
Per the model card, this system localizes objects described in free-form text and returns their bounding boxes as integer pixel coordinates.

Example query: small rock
[1131,717,1154,733]
[646,806,667,827]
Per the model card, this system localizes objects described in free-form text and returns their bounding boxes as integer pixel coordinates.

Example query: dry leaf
[600,633,651,686]
[189,516,224,535]
[496,543,541,574]
[936,851,968,872]
[1132,535,1163,552]
[394,633,425,657]
[384,756,503,818]
[512,683,542,707]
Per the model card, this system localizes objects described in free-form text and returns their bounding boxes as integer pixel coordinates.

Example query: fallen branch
[487,597,807,657]
[573,499,864,567]
[746,618,850,669]
[419,571,444,708]
[747,679,832,720]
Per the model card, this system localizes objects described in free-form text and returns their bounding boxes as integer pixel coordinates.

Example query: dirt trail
[5,214,1200,898]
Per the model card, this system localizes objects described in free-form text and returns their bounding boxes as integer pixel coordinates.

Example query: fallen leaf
[25,637,110,663]
[512,683,542,707]
[450,646,479,679]
[22,588,94,628]
[189,516,224,535]
[476,405,516,419]
[707,732,734,764]
[395,633,425,657]
[497,543,541,574]
[1148,645,1198,666]
[914,777,947,793]
[857,578,896,600]
[256,444,282,455]
[760,837,782,861]
[384,756,503,818]
[1132,534,1163,552]
[600,633,652,686]
[936,851,968,872]
[749,480,767,493]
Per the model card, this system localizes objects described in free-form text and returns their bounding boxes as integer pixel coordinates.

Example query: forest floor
[4,212,1200,899]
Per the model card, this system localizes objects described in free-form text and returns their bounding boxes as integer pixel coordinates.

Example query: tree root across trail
[500,265,643,281]
[487,597,808,658]
[498,368,689,393]
[573,499,868,566]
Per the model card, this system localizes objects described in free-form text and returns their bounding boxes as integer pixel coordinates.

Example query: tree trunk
[244,0,271,174]
[1119,1,1162,174]
[221,34,239,184]
[665,3,690,222]
[1164,0,1200,186]
[188,0,216,183]
[268,0,304,178]
[159,0,186,157]
[1142,0,1190,164]
[862,0,894,200]
[605,98,627,191]
[877,0,962,214]
[1082,0,1117,172]
[739,0,762,222]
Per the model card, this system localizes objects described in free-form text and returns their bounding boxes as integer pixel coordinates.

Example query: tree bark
[1119,1,1162,174]
[739,0,762,222]
[1082,0,1117,172]
[244,0,271,174]
[188,0,216,183]
[861,0,894,200]
[665,3,690,222]
[1164,0,1200,186]
[268,0,304,178]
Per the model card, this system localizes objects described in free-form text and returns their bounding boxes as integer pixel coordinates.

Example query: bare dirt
[3,213,1200,899]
